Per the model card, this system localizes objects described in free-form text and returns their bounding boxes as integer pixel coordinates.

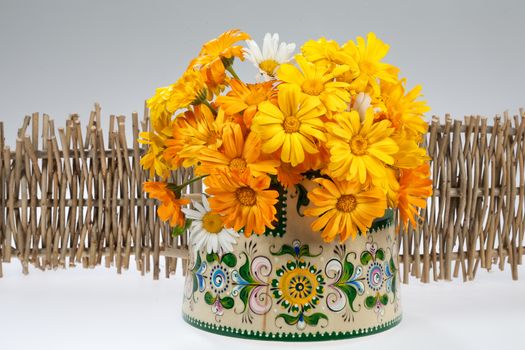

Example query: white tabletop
[1,262,523,350]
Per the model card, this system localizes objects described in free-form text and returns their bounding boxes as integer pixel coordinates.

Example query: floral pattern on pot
[203,252,237,319]
[182,210,401,340]
[269,240,326,330]
[231,241,273,323]
[324,245,365,321]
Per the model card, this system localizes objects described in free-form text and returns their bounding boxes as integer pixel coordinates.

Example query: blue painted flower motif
[203,252,237,318]
[184,251,207,301]
[367,261,384,291]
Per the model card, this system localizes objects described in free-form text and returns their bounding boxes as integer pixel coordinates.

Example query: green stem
[202,100,218,115]
[226,65,241,80]
[167,175,207,195]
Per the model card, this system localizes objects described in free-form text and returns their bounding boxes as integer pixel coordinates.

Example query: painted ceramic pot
[182,183,402,341]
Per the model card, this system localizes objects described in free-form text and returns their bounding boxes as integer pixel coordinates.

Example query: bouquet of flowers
[140,30,432,255]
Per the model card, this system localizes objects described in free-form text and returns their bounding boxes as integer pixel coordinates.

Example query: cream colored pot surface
[182,184,402,341]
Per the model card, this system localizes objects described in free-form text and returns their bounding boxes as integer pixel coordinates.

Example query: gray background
[1,2,525,349]
[0,0,524,145]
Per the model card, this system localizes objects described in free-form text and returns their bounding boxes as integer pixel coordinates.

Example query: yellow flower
[205,172,278,236]
[146,85,176,133]
[343,32,398,95]
[146,69,207,130]
[302,37,344,66]
[138,130,170,179]
[397,163,433,229]
[189,29,250,92]
[378,79,430,139]
[369,165,400,207]
[304,178,387,242]
[215,79,275,127]
[278,54,351,116]
[198,123,280,176]
[144,182,189,227]
[392,131,430,169]
[325,109,398,183]
[252,86,326,166]
[301,38,360,83]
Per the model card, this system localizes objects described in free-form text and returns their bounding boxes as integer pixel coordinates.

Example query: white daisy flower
[244,33,296,80]
[182,195,239,255]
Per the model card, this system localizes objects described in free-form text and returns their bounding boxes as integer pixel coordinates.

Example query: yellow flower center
[258,59,279,76]
[202,212,224,234]
[301,79,324,96]
[229,157,247,172]
[283,116,301,133]
[278,265,319,305]
[245,91,267,106]
[350,135,368,155]
[235,187,257,206]
[336,195,357,213]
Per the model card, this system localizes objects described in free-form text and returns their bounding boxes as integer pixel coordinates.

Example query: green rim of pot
[182,313,402,342]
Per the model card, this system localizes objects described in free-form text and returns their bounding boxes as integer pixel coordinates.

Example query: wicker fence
[0,104,524,283]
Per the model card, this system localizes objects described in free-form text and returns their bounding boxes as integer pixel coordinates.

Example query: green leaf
[340,254,355,282]
[191,252,202,274]
[204,292,216,305]
[376,248,385,261]
[221,253,237,268]
[220,296,235,309]
[206,253,219,263]
[304,312,328,326]
[238,253,255,283]
[337,284,358,312]
[191,275,198,294]
[270,244,296,257]
[389,256,397,273]
[294,183,310,217]
[380,293,389,305]
[299,244,322,258]
[171,219,191,237]
[360,251,373,265]
[238,286,252,310]
[276,313,300,326]
[365,295,377,309]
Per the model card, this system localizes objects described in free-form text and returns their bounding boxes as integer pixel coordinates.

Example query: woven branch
[0,104,523,283]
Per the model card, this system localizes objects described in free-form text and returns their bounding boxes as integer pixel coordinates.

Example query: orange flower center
[202,212,224,234]
[235,187,257,206]
[259,59,279,76]
[229,157,247,172]
[245,90,267,106]
[283,116,301,133]
[336,195,357,213]
[301,79,324,96]
[350,135,368,155]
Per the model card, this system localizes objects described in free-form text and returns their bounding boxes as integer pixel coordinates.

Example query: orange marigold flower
[144,182,189,227]
[215,79,275,127]
[378,79,430,139]
[165,105,227,168]
[276,162,304,189]
[205,172,278,236]
[189,29,250,92]
[397,163,433,229]
[198,123,280,177]
[304,178,387,242]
